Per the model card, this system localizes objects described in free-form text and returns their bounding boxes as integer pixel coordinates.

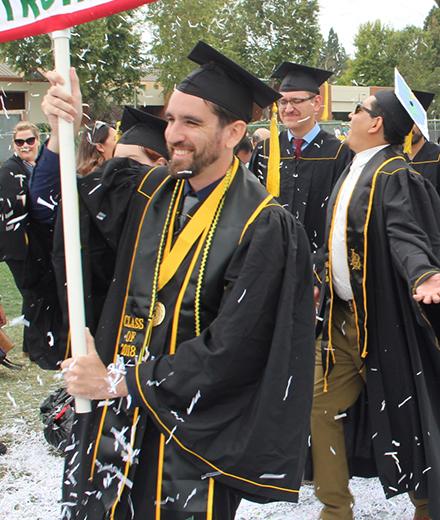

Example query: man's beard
[168,141,221,179]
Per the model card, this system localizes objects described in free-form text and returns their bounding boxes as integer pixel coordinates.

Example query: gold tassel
[403,129,413,155]
[115,120,122,142]
[266,102,280,198]
[321,81,330,122]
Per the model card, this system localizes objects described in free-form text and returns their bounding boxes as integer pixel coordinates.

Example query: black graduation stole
[114,159,240,366]
[322,149,407,387]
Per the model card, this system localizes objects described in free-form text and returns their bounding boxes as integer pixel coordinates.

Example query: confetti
[283,376,293,401]
[237,289,247,303]
[187,390,201,415]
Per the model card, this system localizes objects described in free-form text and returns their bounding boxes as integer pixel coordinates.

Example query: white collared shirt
[331,145,388,300]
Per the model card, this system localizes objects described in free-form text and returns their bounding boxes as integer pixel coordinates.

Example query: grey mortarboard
[176,41,281,123]
[118,106,168,159]
[271,62,333,94]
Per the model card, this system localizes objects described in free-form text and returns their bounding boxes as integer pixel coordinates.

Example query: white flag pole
[51,29,91,414]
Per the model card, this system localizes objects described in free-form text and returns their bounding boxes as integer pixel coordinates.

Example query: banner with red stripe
[0,0,157,43]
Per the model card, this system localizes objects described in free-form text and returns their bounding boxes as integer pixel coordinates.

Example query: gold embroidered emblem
[349,249,362,271]
[152,301,166,327]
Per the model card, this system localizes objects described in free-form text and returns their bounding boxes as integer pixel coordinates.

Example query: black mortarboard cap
[412,90,435,111]
[119,106,168,159]
[271,62,333,94]
[177,41,281,123]
[374,90,430,137]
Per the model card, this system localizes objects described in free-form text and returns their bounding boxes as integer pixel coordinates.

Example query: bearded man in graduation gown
[311,85,440,520]
[249,63,352,256]
[406,91,440,195]
[44,42,316,520]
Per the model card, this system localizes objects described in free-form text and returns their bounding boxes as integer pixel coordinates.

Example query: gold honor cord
[194,159,238,336]
[106,180,184,516]
[138,180,184,362]
[158,158,239,292]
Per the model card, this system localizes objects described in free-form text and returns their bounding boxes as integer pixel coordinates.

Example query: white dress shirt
[331,145,388,300]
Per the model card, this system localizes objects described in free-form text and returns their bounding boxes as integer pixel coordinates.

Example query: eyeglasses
[353,104,378,117]
[14,137,36,147]
[278,94,316,109]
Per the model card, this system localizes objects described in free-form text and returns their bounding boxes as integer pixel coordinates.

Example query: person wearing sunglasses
[0,121,50,363]
[76,120,117,177]
[311,85,440,520]
[249,62,352,259]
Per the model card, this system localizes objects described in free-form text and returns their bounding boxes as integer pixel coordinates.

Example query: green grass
[0,263,59,446]
[0,262,23,344]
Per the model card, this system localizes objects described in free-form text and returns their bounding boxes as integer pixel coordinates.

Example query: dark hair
[234,136,253,155]
[76,123,112,177]
[370,99,405,146]
[207,101,240,128]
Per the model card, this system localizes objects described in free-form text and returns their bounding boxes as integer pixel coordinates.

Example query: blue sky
[318,0,437,56]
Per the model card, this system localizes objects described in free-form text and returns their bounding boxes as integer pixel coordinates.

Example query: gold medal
[152,301,166,327]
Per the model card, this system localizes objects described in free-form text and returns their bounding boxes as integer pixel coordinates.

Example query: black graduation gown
[0,154,61,368]
[248,129,352,255]
[408,140,440,194]
[61,159,316,520]
[319,146,440,517]
[0,154,30,263]
[51,160,150,362]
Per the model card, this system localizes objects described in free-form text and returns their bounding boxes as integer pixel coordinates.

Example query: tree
[0,12,146,119]
[422,6,440,116]
[317,28,348,81]
[345,21,396,86]
[144,0,232,96]
[144,0,322,94]
[228,0,321,78]
[340,11,439,117]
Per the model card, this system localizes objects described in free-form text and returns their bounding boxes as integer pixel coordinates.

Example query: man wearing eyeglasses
[249,62,352,258]
[311,87,440,520]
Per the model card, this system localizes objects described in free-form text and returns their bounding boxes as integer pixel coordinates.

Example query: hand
[0,304,6,327]
[413,272,440,304]
[40,67,83,152]
[61,329,128,400]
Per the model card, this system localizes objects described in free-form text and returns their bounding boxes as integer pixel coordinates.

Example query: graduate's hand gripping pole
[51,29,91,414]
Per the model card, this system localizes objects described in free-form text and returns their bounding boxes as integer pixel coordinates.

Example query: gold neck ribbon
[158,157,239,291]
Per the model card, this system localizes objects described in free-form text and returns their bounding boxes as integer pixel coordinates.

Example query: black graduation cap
[412,90,435,111]
[271,62,333,94]
[118,106,168,159]
[176,41,281,123]
[374,90,430,137]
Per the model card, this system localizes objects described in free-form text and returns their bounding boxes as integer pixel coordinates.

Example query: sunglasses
[354,104,378,117]
[89,120,110,144]
[14,137,36,147]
